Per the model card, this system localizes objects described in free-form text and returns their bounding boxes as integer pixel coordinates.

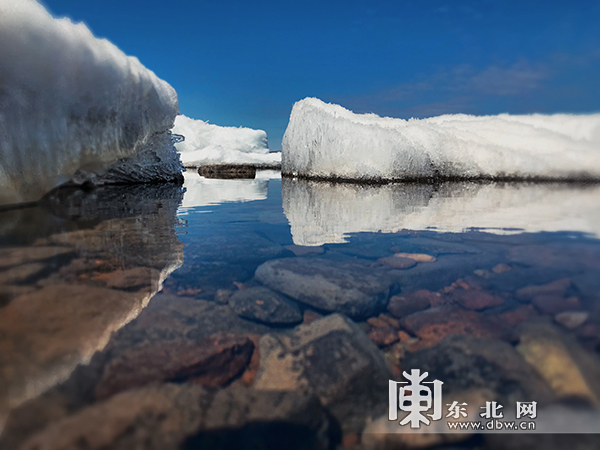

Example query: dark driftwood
[198,164,257,179]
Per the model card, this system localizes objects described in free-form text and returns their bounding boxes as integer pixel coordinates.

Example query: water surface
[0,170,599,449]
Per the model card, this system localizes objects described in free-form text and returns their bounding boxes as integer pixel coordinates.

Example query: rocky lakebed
[0,173,599,450]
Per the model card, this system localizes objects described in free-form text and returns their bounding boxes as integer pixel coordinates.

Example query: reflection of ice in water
[0,184,184,431]
[283,178,600,246]
[180,170,281,211]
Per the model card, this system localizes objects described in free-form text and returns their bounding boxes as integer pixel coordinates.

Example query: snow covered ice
[282,98,600,182]
[283,178,600,246]
[173,115,281,168]
[0,0,181,206]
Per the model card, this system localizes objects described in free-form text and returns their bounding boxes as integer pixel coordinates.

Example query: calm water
[0,169,599,449]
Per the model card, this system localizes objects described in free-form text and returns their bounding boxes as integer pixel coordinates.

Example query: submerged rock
[377,256,417,269]
[253,314,394,433]
[492,263,512,274]
[183,386,330,450]
[446,287,504,310]
[532,294,581,315]
[516,323,600,404]
[0,262,46,285]
[400,305,507,348]
[108,294,273,348]
[0,246,73,269]
[95,335,254,400]
[254,257,393,319]
[515,278,572,302]
[0,184,184,432]
[500,305,539,326]
[0,295,273,447]
[213,289,233,304]
[402,335,556,405]
[363,389,492,449]
[0,285,37,306]
[19,384,330,450]
[228,286,303,325]
[385,253,500,294]
[105,267,162,291]
[555,311,589,329]
[387,290,436,318]
[19,384,202,450]
[486,433,600,450]
[368,326,400,347]
[393,252,437,262]
[0,285,156,430]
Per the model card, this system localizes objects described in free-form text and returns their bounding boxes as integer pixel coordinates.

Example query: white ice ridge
[283,179,600,246]
[0,0,181,206]
[282,97,600,181]
[173,115,281,168]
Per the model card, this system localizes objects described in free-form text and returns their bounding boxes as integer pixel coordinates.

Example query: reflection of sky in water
[172,175,291,290]
[176,172,288,241]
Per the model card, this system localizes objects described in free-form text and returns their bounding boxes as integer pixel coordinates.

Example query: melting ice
[282,98,600,182]
[0,0,181,206]
[173,115,281,168]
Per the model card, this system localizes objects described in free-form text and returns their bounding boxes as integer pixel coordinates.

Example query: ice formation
[173,115,281,168]
[282,98,600,181]
[0,0,181,206]
[283,178,600,246]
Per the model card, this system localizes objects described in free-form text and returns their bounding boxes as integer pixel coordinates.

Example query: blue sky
[43,0,600,150]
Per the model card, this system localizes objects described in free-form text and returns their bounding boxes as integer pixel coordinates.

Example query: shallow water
[0,170,599,449]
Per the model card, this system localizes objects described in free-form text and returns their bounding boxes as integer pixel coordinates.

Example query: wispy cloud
[339,60,549,118]
[334,50,600,118]
[470,62,549,95]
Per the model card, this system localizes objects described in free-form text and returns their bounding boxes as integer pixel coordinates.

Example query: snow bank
[173,115,281,168]
[0,0,181,206]
[282,98,600,181]
[283,179,600,246]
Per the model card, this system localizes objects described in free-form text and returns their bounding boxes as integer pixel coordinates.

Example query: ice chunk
[0,0,181,206]
[283,178,600,246]
[282,98,600,181]
[173,115,281,168]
